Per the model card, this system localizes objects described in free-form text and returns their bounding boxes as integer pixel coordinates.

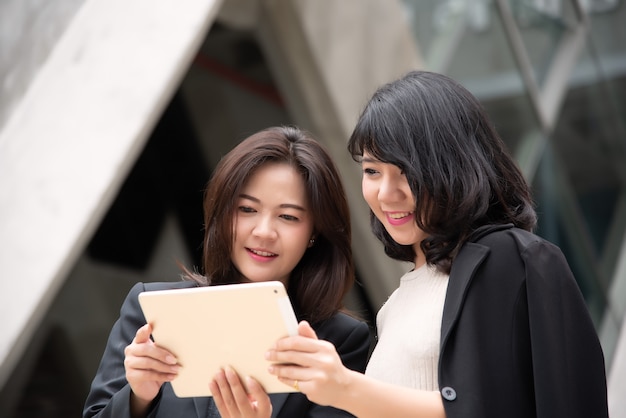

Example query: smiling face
[231,162,315,286]
[361,152,428,266]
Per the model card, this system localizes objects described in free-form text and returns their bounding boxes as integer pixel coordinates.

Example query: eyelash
[237,206,299,222]
[363,167,405,176]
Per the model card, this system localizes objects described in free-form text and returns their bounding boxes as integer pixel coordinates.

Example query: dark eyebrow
[238,194,307,212]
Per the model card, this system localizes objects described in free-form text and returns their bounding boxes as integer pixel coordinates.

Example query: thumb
[297,320,318,340]
[134,323,153,343]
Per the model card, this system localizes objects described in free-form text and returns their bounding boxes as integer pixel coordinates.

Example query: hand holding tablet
[138,281,299,397]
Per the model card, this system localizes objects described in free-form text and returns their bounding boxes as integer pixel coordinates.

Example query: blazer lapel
[440,242,489,349]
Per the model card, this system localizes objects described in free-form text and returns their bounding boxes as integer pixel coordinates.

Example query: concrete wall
[0,0,85,129]
[0,0,224,392]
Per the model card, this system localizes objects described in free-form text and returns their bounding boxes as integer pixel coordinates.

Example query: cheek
[283,232,312,267]
[294,224,315,250]
[361,180,378,207]
[232,217,249,242]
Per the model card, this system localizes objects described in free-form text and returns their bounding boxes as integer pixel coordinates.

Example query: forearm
[336,370,445,418]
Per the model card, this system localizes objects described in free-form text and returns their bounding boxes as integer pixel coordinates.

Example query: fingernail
[165,355,177,364]
[264,351,270,360]
[267,366,274,374]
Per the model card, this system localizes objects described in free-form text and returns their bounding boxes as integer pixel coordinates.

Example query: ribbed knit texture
[365,264,449,391]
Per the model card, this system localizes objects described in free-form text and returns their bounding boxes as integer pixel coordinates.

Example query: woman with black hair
[267,71,609,418]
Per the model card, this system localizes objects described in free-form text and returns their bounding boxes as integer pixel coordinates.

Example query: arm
[267,321,445,418]
[302,315,371,418]
[126,323,179,416]
[210,314,371,418]
[83,283,180,418]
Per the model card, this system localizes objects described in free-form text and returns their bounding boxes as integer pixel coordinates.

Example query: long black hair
[348,71,536,273]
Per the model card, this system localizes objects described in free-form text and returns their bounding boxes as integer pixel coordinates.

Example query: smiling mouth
[248,248,277,257]
[388,211,414,219]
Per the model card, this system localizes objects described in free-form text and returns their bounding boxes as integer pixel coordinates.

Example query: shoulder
[466,226,572,282]
[141,280,200,292]
[455,225,566,285]
[470,225,558,260]
[313,312,370,342]
[471,225,541,248]
[318,311,368,329]
[121,280,200,307]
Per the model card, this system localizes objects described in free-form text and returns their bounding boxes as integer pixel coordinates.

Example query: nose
[252,215,278,240]
[378,176,404,203]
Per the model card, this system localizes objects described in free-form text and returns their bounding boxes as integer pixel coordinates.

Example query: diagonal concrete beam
[0,0,223,389]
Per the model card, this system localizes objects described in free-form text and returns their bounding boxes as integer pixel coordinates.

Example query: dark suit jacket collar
[440,241,489,349]
[467,223,514,242]
[440,223,514,348]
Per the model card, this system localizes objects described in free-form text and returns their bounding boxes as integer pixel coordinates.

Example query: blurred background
[0,0,625,416]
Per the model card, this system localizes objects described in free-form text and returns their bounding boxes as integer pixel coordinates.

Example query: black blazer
[83,281,371,418]
[438,225,609,417]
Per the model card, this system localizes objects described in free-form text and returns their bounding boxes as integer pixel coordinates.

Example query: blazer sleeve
[325,314,371,373]
[524,240,609,418]
[289,313,371,418]
[83,282,155,418]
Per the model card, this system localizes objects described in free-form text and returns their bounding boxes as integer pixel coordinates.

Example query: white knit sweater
[365,263,450,391]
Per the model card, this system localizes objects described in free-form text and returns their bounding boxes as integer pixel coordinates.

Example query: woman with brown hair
[83,126,370,418]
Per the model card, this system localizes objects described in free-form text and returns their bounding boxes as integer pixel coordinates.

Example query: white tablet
[138,281,299,397]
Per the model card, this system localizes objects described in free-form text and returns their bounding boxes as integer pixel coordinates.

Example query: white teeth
[251,249,275,257]
[389,212,412,219]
